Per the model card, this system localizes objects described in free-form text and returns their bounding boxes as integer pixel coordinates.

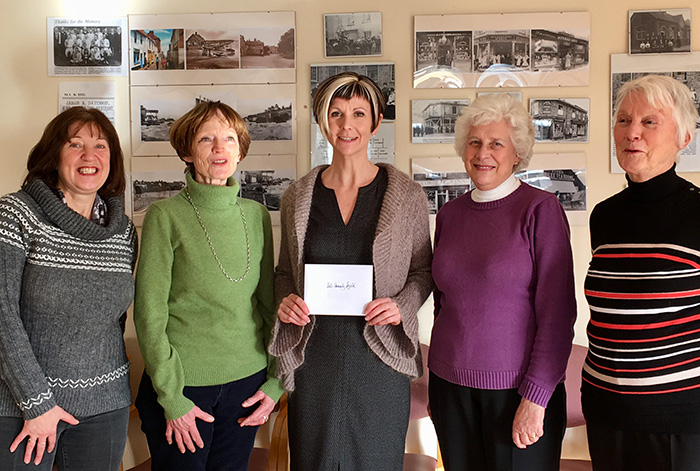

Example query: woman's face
[463,119,521,191]
[57,122,110,200]
[327,96,381,160]
[614,92,687,182]
[184,113,241,185]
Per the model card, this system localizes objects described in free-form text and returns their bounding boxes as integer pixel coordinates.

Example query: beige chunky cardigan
[268,164,433,391]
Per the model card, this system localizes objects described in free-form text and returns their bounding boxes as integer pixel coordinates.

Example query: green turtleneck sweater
[134,173,283,420]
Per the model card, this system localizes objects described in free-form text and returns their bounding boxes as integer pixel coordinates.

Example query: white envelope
[304,264,374,316]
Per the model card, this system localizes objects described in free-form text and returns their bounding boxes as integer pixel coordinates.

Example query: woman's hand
[277,294,310,326]
[511,397,545,449]
[165,406,215,453]
[364,298,401,326]
[237,390,275,427]
[9,405,79,465]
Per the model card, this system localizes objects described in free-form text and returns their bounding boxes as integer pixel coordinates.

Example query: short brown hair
[169,101,251,173]
[312,72,385,141]
[23,107,126,198]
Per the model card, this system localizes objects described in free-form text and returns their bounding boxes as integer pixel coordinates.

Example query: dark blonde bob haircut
[23,106,126,198]
[312,72,385,141]
[169,101,251,173]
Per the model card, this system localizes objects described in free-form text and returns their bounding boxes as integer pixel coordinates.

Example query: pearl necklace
[183,188,250,283]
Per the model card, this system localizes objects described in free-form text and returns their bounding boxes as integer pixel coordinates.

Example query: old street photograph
[237,170,295,211]
[131,28,184,70]
[240,27,295,68]
[530,98,589,143]
[239,99,293,141]
[185,29,240,69]
[325,12,382,57]
[629,9,691,54]
[413,170,472,214]
[412,100,469,144]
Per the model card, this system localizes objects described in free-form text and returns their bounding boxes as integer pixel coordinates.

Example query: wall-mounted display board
[414,12,589,89]
[48,17,128,76]
[529,98,589,143]
[130,83,296,157]
[128,11,296,85]
[610,53,700,173]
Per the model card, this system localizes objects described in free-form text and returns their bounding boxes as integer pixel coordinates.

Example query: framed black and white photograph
[185,29,240,70]
[131,167,187,225]
[530,98,589,143]
[238,99,293,141]
[473,30,529,72]
[414,12,589,89]
[610,53,700,173]
[324,12,382,58]
[240,27,295,69]
[411,100,470,144]
[128,12,295,86]
[130,83,296,156]
[531,30,589,72]
[310,62,395,120]
[517,152,587,225]
[415,31,472,73]
[629,9,691,54]
[412,157,471,215]
[235,154,297,224]
[48,17,128,76]
[131,29,184,70]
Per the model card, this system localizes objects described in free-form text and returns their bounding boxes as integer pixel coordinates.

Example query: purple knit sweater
[429,183,576,407]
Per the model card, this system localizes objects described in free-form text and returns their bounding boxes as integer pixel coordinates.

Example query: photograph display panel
[130,157,187,225]
[530,98,590,143]
[234,154,297,225]
[629,9,691,55]
[324,12,382,58]
[311,123,395,168]
[414,12,589,89]
[48,17,128,76]
[310,62,395,121]
[411,99,470,144]
[130,83,296,156]
[411,157,471,215]
[128,12,295,85]
[517,152,587,226]
[610,53,700,173]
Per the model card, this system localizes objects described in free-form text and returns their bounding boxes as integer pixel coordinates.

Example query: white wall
[3,0,699,467]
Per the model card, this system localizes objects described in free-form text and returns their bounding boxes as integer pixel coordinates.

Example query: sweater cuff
[518,379,554,408]
[19,389,57,420]
[159,395,196,421]
[259,377,285,403]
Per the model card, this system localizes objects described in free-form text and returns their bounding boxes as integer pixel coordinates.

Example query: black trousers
[587,422,700,471]
[429,372,566,471]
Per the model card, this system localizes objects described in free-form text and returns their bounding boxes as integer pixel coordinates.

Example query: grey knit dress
[287,168,410,471]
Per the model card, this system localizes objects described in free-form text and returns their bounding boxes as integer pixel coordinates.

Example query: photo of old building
[629,9,691,54]
[325,12,382,57]
[530,98,589,142]
[412,99,469,144]
[415,31,472,73]
[185,30,240,69]
[531,29,589,72]
[517,169,586,211]
[473,30,530,72]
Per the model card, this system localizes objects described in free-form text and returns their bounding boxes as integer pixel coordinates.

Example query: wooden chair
[560,344,592,471]
[403,343,444,471]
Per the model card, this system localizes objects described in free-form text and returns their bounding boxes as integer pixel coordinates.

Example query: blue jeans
[0,407,129,471]
[136,370,265,471]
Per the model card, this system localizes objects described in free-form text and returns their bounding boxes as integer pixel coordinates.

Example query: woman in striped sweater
[583,75,700,470]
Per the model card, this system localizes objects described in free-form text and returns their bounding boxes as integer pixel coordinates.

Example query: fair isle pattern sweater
[268,164,434,391]
[0,179,136,420]
[583,167,700,433]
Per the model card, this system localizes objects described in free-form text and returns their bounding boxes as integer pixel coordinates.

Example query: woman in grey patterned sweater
[0,107,137,470]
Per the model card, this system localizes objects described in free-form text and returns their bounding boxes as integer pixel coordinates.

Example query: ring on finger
[27,437,34,443]
[530,435,537,440]
[263,416,268,422]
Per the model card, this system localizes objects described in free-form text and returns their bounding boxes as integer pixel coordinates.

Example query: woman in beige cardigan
[269,72,432,471]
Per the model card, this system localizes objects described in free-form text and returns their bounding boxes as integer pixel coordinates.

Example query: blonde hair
[312,72,385,141]
[454,94,535,173]
[614,74,697,150]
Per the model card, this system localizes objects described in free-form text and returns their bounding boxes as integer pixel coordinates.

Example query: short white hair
[614,74,697,151]
[454,94,535,173]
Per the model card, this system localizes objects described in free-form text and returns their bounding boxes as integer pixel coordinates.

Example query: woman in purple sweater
[429,94,577,471]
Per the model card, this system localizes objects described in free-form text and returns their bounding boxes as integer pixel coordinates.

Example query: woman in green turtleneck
[134,101,283,471]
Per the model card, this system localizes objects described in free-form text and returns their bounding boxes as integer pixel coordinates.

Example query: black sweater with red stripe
[582,166,700,433]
